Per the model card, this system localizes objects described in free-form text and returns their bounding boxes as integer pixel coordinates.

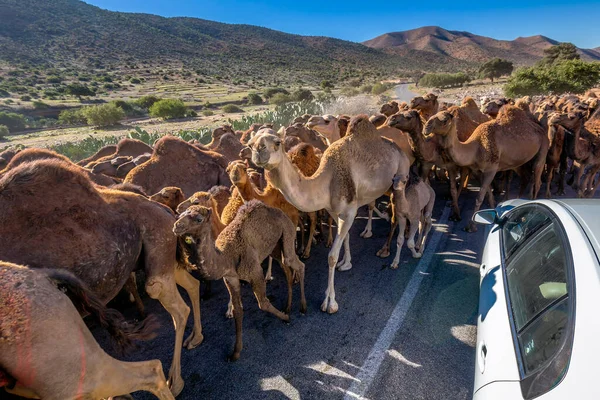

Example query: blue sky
[85,0,600,48]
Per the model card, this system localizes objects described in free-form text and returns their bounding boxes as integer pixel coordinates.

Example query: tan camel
[460,97,490,125]
[178,185,231,217]
[206,125,235,149]
[209,132,245,163]
[369,114,387,128]
[545,112,569,197]
[249,115,410,313]
[0,262,173,400]
[410,93,439,121]
[0,159,204,396]
[377,174,435,268]
[380,101,400,117]
[173,201,306,361]
[481,98,510,119]
[282,123,328,152]
[424,106,549,231]
[125,136,231,197]
[0,147,21,170]
[150,187,186,212]
[176,191,227,238]
[0,148,116,186]
[306,114,344,145]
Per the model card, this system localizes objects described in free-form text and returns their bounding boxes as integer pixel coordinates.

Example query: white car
[472,199,600,399]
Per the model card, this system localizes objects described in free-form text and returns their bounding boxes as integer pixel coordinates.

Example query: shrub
[0,124,8,139]
[292,88,314,102]
[135,95,161,110]
[222,104,244,113]
[0,89,10,98]
[185,109,198,118]
[32,101,49,109]
[418,73,471,88]
[360,84,373,94]
[130,78,141,84]
[202,110,214,117]
[58,109,87,125]
[81,103,125,127]
[66,83,95,98]
[149,99,188,119]
[247,93,263,105]
[264,87,289,99]
[341,87,360,97]
[46,75,62,84]
[371,82,389,95]
[0,112,27,132]
[320,80,335,90]
[20,95,32,101]
[270,93,292,106]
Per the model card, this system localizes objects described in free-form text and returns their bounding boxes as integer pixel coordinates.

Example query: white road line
[343,205,451,400]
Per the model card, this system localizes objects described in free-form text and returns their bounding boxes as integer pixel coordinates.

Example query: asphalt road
[394,84,420,104]
[96,178,488,400]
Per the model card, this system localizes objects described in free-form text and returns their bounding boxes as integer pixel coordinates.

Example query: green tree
[149,99,188,119]
[0,124,9,139]
[135,95,161,110]
[81,103,125,127]
[264,87,289,99]
[478,58,514,82]
[247,93,263,105]
[542,43,580,65]
[270,93,292,106]
[291,88,314,102]
[418,73,471,88]
[58,109,87,125]
[65,83,95,99]
[0,111,26,132]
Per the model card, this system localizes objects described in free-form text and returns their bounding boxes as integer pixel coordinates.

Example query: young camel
[0,262,173,400]
[376,174,435,268]
[424,106,549,232]
[0,159,204,396]
[150,186,186,212]
[173,201,306,361]
[249,115,411,313]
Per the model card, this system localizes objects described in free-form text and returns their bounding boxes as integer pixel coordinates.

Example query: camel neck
[266,150,331,212]
[234,180,257,203]
[444,123,478,167]
[188,228,227,278]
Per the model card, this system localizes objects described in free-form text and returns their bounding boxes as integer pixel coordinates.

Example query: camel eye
[195,215,204,222]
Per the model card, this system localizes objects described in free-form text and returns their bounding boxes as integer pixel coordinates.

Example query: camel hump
[4,148,70,171]
[347,114,378,138]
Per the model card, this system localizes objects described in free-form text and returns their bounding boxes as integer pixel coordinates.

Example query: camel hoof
[376,248,390,258]
[183,331,204,350]
[337,261,352,271]
[167,376,185,397]
[413,252,423,259]
[360,230,373,238]
[225,309,234,319]
[390,263,399,270]
[300,302,307,314]
[264,275,273,283]
[301,250,311,259]
[449,214,462,222]
[380,212,390,221]
[227,352,241,362]
[325,240,333,248]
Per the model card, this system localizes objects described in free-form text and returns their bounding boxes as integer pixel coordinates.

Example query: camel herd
[1,89,599,399]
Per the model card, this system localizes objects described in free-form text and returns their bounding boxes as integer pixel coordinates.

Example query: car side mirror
[472,209,498,225]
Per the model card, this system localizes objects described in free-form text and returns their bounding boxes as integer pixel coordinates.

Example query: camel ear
[247,135,258,147]
[277,126,286,137]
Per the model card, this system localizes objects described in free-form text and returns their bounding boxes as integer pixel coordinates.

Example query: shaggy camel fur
[173,201,306,361]
[76,144,117,167]
[410,93,439,121]
[0,262,173,400]
[249,116,410,313]
[116,153,152,178]
[0,148,116,186]
[424,106,549,232]
[387,110,463,221]
[0,159,205,396]
[283,123,328,152]
[84,138,153,168]
[0,147,21,170]
[376,174,435,268]
[150,187,186,212]
[380,101,400,117]
[178,185,232,217]
[125,136,231,198]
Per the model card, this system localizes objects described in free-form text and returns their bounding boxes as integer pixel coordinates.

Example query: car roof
[552,199,600,263]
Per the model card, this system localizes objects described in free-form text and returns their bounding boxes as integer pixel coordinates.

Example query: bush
[270,93,292,106]
[371,82,389,95]
[58,109,87,125]
[20,95,31,101]
[185,109,198,118]
[46,75,62,84]
[0,124,8,139]
[202,110,214,117]
[360,84,373,94]
[418,73,471,88]
[81,103,125,127]
[66,83,95,98]
[149,99,188,119]
[0,89,10,98]
[321,80,335,90]
[247,93,263,105]
[505,59,600,97]
[222,104,244,113]
[292,88,314,102]
[135,95,161,110]
[264,87,289,99]
[32,101,49,109]
[0,112,27,132]
[130,78,141,84]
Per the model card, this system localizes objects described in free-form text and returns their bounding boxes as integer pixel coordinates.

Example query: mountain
[364,26,600,66]
[0,0,472,85]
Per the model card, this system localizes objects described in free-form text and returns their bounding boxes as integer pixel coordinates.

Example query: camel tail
[46,269,159,354]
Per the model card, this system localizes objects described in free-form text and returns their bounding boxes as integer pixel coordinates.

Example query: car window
[503,206,551,259]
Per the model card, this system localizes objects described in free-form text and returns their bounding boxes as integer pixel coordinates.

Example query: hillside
[0,0,474,85]
[364,26,600,65]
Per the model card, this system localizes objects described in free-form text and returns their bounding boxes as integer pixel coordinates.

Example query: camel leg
[337,232,352,271]
[301,211,317,259]
[251,270,290,322]
[144,275,188,396]
[322,209,356,314]
[372,202,390,221]
[406,217,422,259]
[466,170,497,233]
[175,268,204,350]
[557,154,567,196]
[326,214,334,247]
[531,152,547,200]
[390,217,407,269]
[297,217,306,256]
[457,167,469,197]
[376,219,397,258]
[360,202,375,238]
[448,167,462,221]
[124,272,145,318]
[487,186,496,209]
[274,255,294,315]
[223,276,243,361]
[264,256,273,282]
[546,167,555,199]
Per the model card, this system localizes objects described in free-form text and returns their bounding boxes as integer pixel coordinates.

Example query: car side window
[501,205,574,399]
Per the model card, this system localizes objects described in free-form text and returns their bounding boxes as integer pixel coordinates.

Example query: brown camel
[249,115,410,313]
[91,155,133,177]
[76,144,117,167]
[481,98,510,119]
[84,138,153,168]
[410,93,439,121]
[0,262,173,400]
[176,191,227,238]
[116,153,152,178]
[173,201,306,361]
[176,185,232,217]
[1,148,116,186]
[545,112,569,198]
[0,159,205,396]
[206,125,235,149]
[380,101,400,117]
[376,173,435,268]
[461,97,490,125]
[0,147,21,170]
[283,123,328,152]
[125,136,231,198]
[293,114,312,125]
[424,106,549,231]
[150,187,186,212]
[210,132,245,163]
[369,114,387,128]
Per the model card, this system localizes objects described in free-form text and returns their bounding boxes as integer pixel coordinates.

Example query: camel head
[548,111,585,131]
[246,168,264,188]
[481,99,507,118]
[392,173,408,192]
[369,114,387,128]
[227,160,250,187]
[410,93,438,110]
[306,115,338,142]
[239,146,252,161]
[176,191,213,214]
[150,186,185,211]
[284,123,314,142]
[213,125,234,140]
[293,114,312,125]
[91,156,132,176]
[387,110,422,132]
[173,205,211,237]
[248,131,284,170]
[380,101,399,117]
[461,97,477,109]
[423,111,455,142]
